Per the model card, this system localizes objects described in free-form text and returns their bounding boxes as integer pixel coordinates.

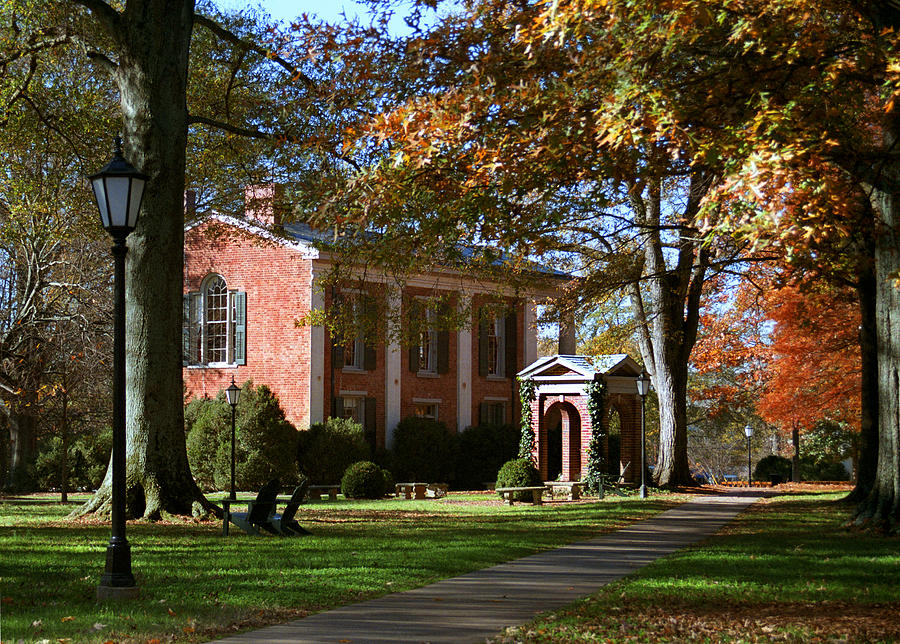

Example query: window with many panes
[414,401,439,420]
[343,297,366,370]
[418,308,438,373]
[183,275,246,367]
[478,309,517,379]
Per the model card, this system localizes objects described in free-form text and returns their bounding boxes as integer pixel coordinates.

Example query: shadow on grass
[0,494,677,643]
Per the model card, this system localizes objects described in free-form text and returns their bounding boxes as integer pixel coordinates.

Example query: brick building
[182,188,564,450]
[518,354,644,483]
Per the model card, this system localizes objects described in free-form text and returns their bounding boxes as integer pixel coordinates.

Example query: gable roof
[185,213,319,259]
[517,354,642,381]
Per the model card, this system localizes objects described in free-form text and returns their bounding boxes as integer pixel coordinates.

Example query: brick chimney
[244,183,285,227]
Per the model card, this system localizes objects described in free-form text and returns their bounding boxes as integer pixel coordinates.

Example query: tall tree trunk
[6,410,37,489]
[791,421,801,483]
[847,260,879,502]
[630,173,709,488]
[649,335,692,487]
[74,0,216,520]
[855,178,900,531]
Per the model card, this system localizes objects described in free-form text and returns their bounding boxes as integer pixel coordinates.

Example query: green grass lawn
[0,491,679,643]
[489,493,900,643]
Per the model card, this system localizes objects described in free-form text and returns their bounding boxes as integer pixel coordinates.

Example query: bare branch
[187,114,271,139]
[193,12,314,87]
[69,0,120,35]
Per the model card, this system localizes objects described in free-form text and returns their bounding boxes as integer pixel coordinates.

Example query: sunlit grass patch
[0,491,678,642]
[490,493,900,643]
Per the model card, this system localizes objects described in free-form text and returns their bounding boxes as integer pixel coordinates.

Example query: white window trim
[186,274,244,368]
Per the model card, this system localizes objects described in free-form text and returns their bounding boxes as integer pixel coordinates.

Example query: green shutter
[437,330,450,374]
[477,315,490,377]
[505,312,517,377]
[331,396,344,419]
[190,291,202,365]
[364,344,377,371]
[408,345,419,373]
[479,402,489,425]
[332,341,345,366]
[182,294,191,366]
[364,397,377,451]
[233,291,247,365]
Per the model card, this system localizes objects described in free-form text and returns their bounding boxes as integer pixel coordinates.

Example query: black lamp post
[90,136,147,600]
[636,371,651,499]
[225,377,242,501]
[744,424,754,487]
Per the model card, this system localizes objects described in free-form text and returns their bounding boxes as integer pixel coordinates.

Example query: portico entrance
[518,354,645,484]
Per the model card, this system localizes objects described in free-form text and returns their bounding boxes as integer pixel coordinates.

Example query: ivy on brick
[517,376,537,463]
[583,379,607,493]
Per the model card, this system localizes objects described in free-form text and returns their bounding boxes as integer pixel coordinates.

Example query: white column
[385,287,402,447]
[457,294,472,432]
[524,298,537,367]
[309,285,325,425]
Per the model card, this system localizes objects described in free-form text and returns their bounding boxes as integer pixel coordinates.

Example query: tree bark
[855,177,900,531]
[5,410,37,489]
[73,0,217,520]
[846,260,879,502]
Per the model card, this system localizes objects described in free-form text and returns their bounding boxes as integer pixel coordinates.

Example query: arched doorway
[541,401,582,481]
[607,407,622,477]
[544,405,563,480]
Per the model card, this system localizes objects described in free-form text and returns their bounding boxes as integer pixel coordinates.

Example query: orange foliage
[758,283,861,433]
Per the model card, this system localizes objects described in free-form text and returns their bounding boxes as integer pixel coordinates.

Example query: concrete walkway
[216,491,769,643]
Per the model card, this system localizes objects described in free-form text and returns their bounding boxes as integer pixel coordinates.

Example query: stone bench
[394,482,448,499]
[307,484,340,501]
[546,481,582,500]
[495,486,548,505]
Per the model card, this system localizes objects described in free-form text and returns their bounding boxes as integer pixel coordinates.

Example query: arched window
[183,275,246,367]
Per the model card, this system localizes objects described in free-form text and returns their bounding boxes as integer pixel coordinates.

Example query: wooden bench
[546,481,582,500]
[496,486,548,505]
[307,484,340,501]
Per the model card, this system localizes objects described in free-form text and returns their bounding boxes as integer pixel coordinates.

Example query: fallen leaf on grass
[2,597,14,604]
[31,619,43,628]
[60,616,75,622]
[183,626,196,634]
[91,623,107,631]
[167,607,177,616]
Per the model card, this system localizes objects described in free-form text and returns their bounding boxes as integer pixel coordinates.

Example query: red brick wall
[608,393,641,483]
[469,295,524,429]
[397,287,458,431]
[183,220,313,429]
[184,221,534,446]
[322,287,387,447]
[532,387,641,483]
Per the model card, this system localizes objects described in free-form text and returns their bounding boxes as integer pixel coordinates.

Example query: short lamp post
[225,377,242,501]
[90,136,147,600]
[637,371,651,499]
[744,424,755,487]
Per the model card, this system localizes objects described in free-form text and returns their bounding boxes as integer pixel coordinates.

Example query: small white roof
[517,354,642,381]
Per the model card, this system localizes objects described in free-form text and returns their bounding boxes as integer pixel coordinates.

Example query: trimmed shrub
[496,458,543,502]
[296,417,369,484]
[185,381,299,491]
[455,424,520,490]
[753,454,792,483]
[390,416,458,483]
[800,458,851,482]
[341,460,391,499]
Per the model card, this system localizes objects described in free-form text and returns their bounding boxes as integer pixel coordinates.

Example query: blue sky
[213,1,429,31]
